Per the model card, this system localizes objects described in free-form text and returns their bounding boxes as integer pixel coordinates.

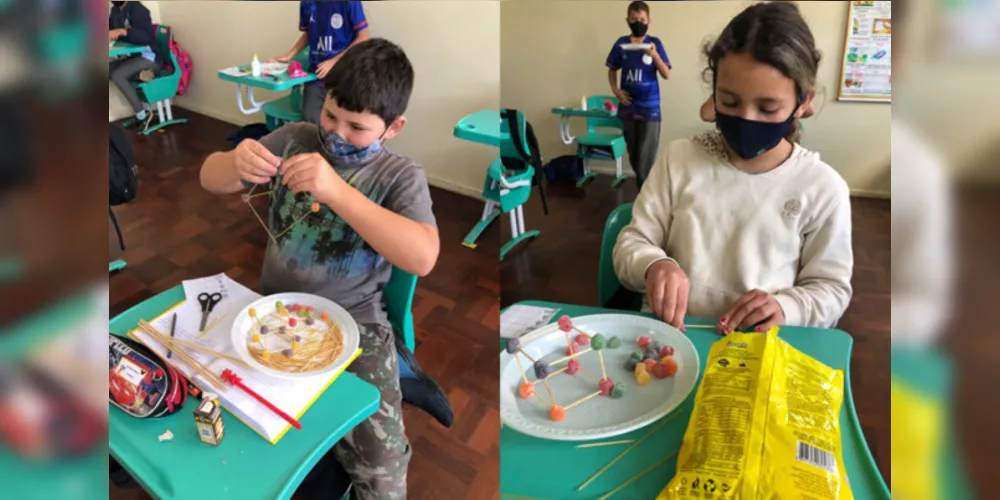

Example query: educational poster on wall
[837,1,892,102]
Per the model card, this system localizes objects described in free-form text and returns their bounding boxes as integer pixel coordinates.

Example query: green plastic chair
[576,95,628,187]
[385,265,418,352]
[263,49,311,130]
[132,25,188,135]
[598,203,642,310]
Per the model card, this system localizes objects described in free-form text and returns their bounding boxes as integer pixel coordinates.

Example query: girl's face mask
[714,105,798,160]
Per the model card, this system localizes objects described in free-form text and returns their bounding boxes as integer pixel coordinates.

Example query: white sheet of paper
[500,305,560,339]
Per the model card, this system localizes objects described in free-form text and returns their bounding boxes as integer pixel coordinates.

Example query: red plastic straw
[221,369,302,430]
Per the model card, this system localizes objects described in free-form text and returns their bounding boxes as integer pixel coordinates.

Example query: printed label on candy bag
[657,328,852,500]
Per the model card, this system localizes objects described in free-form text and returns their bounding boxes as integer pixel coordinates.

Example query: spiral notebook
[128,274,361,444]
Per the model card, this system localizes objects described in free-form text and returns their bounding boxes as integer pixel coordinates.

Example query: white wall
[156,0,501,198]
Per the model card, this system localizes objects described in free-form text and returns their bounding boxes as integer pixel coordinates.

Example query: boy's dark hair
[703,2,821,143]
[323,38,414,126]
[627,1,649,16]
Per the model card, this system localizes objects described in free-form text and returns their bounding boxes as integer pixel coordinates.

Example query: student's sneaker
[396,336,454,428]
[136,109,154,133]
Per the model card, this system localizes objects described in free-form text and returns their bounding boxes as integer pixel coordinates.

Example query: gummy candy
[653,362,670,379]
[662,356,678,376]
[637,336,651,348]
[660,345,675,357]
[260,325,269,334]
[249,307,257,318]
[311,202,320,213]
[607,336,622,349]
[519,382,535,399]
[630,351,644,362]
[320,312,330,321]
[505,337,521,354]
[291,341,300,350]
[591,334,606,350]
[294,335,303,343]
[567,359,580,374]
[599,378,615,396]
[261,349,271,360]
[241,194,251,203]
[251,334,261,343]
[550,405,567,422]
[289,318,298,327]
[650,341,662,353]
[634,363,648,376]
[635,370,651,386]
[566,344,577,356]
[533,360,551,379]
[275,301,284,309]
[558,315,574,333]
[611,385,626,399]
[645,348,660,361]
[643,359,657,372]
[624,358,639,372]
[574,334,590,346]
[279,326,287,334]
[305,318,315,326]
[282,348,295,357]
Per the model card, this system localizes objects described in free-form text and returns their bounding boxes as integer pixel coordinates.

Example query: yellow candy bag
[890,380,942,500]
[657,328,853,499]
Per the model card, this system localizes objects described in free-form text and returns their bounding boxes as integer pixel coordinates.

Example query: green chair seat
[577,132,625,148]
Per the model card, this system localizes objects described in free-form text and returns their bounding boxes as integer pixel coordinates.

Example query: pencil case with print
[109,334,188,418]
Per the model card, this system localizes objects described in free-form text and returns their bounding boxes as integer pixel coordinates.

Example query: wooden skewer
[247,204,278,245]
[565,390,601,411]
[273,209,313,240]
[533,390,550,407]
[517,323,559,346]
[157,335,251,368]
[531,366,567,384]
[576,440,635,449]
[598,351,608,380]
[246,190,272,200]
[684,324,715,329]
[513,353,529,384]
[577,410,683,491]
[542,378,556,405]
[598,451,678,500]
[550,348,592,366]
[137,321,226,390]
[199,315,225,337]
[517,349,539,364]
[578,367,599,383]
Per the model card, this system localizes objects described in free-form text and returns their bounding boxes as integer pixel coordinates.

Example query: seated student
[614,2,853,335]
[109,1,163,131]
[200,38,441,499]
[277,1,370,126]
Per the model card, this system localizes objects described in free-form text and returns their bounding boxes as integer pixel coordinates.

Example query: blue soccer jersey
[606,35,671,121]
[300,1,368,73]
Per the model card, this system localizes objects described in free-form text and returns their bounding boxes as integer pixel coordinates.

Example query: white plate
[620,43,653,51]
[259,62,288,74]
[500,314,699,441]
[231,293,360,380]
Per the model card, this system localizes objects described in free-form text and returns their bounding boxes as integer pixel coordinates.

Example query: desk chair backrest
[139,25,182,104]
[586,95,623,134]
[598,203,639,308]
[385,265,418,351]
[499,108,548,214]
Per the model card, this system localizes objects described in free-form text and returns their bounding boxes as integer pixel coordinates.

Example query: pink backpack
[159,25,192,96]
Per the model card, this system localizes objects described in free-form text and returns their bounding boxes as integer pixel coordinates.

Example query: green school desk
[500,301,889,499]
[109,285,380,500]
[454,109,505,148]
[891,348,974,499]
[109,41,148,58]
[217,65,318,115]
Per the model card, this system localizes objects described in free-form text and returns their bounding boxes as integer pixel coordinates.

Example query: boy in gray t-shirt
[200,38,438,499]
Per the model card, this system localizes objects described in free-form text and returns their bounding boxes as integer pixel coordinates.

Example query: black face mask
[112,1,125,6]
[629,21,648,38]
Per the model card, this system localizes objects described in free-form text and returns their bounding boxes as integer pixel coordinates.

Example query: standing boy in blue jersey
[606,1,671,188]
[278,1,370,125]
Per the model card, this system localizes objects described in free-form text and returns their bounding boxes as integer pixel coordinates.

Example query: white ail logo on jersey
[331,13,344,29]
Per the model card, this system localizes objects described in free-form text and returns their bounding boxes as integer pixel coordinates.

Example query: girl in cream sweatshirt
[614,2,853,333]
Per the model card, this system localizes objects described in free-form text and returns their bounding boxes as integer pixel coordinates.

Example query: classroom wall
[109,1,162,122]
[500,1,892,197]
[155,0,501,198]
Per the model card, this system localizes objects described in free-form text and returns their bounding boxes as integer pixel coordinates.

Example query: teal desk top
[551,107,617,119]
[500,301,889,499]
[217,65,317,92]
[454,109,505,148]
[109,286,380,500]
[109,41,147,58]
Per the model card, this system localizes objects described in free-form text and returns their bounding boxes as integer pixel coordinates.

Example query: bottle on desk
[251,53,262,77]
[193,396,225,446]
[580,96,587,111]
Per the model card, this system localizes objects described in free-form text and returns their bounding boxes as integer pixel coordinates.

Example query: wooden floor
[109,109,501,499]
[500,177,893,487]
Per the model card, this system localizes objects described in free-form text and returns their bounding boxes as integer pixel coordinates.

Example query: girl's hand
[645,259,690,330]
[279,153,345,206]
[233,139,280,185]
[719,289,786,334]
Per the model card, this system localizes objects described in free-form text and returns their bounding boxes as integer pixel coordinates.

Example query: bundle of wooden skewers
[135,320,249,392]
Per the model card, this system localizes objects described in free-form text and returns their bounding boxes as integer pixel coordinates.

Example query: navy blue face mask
[714,103,799,160]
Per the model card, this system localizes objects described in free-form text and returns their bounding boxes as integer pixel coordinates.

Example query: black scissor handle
[198,292,222,311]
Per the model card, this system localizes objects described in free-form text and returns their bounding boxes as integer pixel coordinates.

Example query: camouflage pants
[334,322,410,499]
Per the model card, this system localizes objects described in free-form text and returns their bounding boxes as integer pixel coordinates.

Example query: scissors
[198,292,223,332]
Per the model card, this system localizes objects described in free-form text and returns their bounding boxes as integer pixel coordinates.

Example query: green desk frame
[500,301,890,499]
[217,65,318,116]
[453,110,540,260]
[109,41,148,58]
[109,286,380,500]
